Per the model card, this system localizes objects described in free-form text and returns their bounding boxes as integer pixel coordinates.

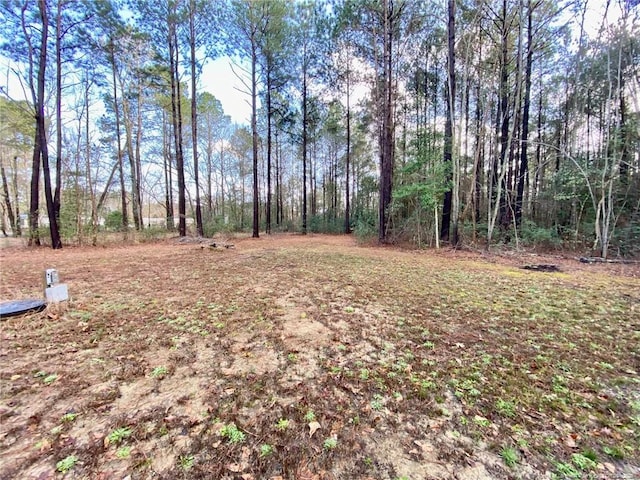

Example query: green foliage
[139,226,169,242]
[59,188,82,240]
[56,455,78,473]
[150,366,168,378]
[116,445,132,459]
[501,446,519,468]
[323,437,337,450]
[105,211,125,231]
[203,214,235,237]
[220,423,245,443]
[275,418,290,431]
[353,210,377,242]
[260,443,274,457]
[519,220,562,249]
[613,221,640,257]
[108,427,132,445]
[61,412,78,423]
[571,452,597,471]
[309,215,347,234]
[495,399,516,418]
[179,454,194,470]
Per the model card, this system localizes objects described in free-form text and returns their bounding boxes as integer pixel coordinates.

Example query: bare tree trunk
[190,0,203,236]
[266,67,272,234]
[345,65,351,234]
[441,0,457,245]
[378,0,394,243]
[515,0,534,227]
[53,0,62,223]
[110,42,128,233]
[0,160,16,235]
[37,0,62,249]
[169,21,186,236]
[251,37,259,238]
[302,42,308,235]
[162,110,175,230]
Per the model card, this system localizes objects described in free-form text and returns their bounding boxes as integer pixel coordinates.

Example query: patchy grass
[1,234,638,479]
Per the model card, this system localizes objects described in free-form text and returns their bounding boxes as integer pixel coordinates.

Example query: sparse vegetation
[179,454,194,470]
[1,236,638,479]
[220,423,246,444]
[116,446,132,459]
[56,455,78,473]
[323,437,338,450]
[259,444,274,457]
[150,365,168,378]
[275,418,290,431]
[108,427,132,445]
[500,446,519,468]
[61,412,78,423]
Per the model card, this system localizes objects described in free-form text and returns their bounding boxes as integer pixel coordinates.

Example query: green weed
[116,446,132,459]
[151,366,168,378]
[220,423,245,443]
[275,418,290,431]
[501,446,519,468]
[108,427,132,445]
[179,454,194,470]
[56,455,78,473]
[260,444,274,457]
[323,437,338,450]
[61,412,78,423]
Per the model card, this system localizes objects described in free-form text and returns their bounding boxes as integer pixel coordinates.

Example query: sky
[201,57,252,126]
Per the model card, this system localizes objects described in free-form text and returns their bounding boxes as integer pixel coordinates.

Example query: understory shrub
[519,220,562,249]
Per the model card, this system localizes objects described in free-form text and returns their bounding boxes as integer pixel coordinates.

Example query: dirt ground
[1,234,638,479]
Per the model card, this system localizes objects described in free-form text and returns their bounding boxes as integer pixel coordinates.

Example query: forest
[0,0,638,257]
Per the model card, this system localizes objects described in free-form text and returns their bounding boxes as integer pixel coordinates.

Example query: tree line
[0,0,638,258]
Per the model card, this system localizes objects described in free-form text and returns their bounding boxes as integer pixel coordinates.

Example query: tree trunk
[0,160,16,235]
[440,0,457,245]
[515,0,534,227]
[266,67,272,234]
[120,84,141,230]
[251,38,259,238]
[169,22,186,236]
[162,110,175,230]
[53,0,62,224]
[302,44,308,235]
[378,0,394,243]
[37,0,62,249]
[190,0,203,236]
[345,64,351,234]
[110,42,128,233]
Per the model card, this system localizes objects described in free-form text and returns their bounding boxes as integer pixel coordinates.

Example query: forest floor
[1,234,639,480]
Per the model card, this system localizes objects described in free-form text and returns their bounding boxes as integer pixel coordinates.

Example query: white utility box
[43,269,69,303]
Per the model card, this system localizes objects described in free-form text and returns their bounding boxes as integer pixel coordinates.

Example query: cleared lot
[1,235,639,479]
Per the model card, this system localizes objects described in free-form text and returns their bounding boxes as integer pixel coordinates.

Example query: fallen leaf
[308,421,321,438]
